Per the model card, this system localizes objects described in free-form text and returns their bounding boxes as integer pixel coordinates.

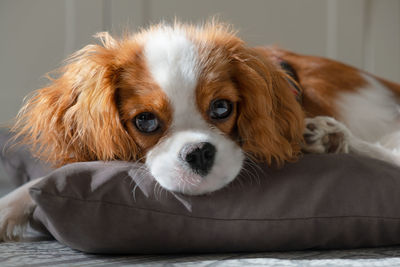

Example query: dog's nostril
[202,143,216,160]
[186,153,195,163]
[180,142,216,176]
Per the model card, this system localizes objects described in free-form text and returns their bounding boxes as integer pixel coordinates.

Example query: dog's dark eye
[134,112,159,133]
[209,99,233,120]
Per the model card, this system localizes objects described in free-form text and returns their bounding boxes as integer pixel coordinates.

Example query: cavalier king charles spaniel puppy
[1,22,400,241]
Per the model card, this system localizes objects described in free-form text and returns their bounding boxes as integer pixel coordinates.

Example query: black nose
[180,142,216,176]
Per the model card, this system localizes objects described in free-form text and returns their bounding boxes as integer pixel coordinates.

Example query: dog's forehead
[143,27,205,129]
[144,27,199,97]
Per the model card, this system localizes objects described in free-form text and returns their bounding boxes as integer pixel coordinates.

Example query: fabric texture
[0,130,51,187]
[29,154,400,254]
[2,240,400,267]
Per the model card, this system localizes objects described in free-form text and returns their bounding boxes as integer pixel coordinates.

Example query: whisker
[153,182,160,201]
[132,174,147,202]
[129,163,152,201]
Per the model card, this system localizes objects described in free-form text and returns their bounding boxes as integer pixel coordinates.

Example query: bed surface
[2,237,400,267]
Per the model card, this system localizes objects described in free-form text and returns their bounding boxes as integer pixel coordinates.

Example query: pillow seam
[31,188,400,222]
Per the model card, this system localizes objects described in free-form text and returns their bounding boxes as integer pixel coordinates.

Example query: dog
[1,22,400,241]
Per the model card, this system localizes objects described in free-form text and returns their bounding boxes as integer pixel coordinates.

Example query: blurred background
[1,0,400,125]
[0,0,399,194]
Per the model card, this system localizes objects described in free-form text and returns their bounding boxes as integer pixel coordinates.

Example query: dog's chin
[147,151,244,196]
[152,166,243,196]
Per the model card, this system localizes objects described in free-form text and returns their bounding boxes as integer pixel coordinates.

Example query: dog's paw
[0,209,27,241]
[0,192,34,242]
[301,116,351,154]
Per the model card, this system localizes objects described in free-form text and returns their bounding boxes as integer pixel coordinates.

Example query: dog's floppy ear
[233,48,304,166]
[13,32,138,166]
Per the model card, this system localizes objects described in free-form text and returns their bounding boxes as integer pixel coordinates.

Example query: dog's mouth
[173,167,203,193]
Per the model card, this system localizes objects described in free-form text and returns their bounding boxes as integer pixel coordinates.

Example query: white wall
[0,0,399,125]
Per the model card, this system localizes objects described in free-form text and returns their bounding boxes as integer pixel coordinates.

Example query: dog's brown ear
[233,48,304,166]
[13,32,138,166]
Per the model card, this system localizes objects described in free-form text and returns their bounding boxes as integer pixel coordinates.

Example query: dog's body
[267,47,400,166]
[1,22,400,241]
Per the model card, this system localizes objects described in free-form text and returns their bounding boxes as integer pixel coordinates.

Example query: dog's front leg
[302,116,400,166]
[0,177,43,241]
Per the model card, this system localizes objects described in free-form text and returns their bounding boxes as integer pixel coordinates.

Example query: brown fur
[232,47,304,166]
[257,47,368,119]
[12,33,138,166]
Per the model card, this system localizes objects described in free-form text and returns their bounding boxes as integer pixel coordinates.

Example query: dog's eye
[209,99,233,120]
[134,112,159,133]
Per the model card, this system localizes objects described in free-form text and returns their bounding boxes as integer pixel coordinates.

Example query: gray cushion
[29,154,400,254]
[0,130,51,187]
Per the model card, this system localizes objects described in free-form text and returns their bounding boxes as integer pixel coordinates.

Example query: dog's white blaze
[144,27,205,130]
[337,73,400,144]
[143,27,244,195]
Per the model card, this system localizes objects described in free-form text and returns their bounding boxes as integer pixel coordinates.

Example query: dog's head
[14,22,304,195]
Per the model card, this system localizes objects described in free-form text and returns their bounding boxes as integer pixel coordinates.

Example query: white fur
[336,73,400,143]
[302,116,400,165]
[144,27,244,195]
[0,178,42,241]
[303,73,400,166]
[337,73,400,159]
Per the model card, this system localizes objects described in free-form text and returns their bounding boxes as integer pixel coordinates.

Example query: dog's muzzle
[179,142,216,176]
